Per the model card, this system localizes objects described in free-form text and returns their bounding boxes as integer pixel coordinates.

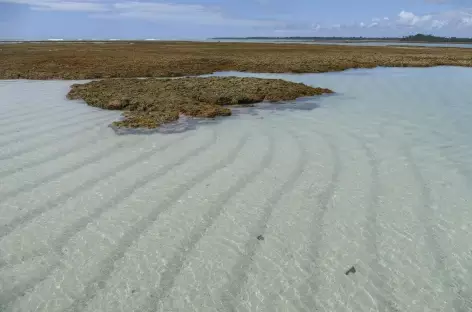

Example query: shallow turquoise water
[0,67,471,312]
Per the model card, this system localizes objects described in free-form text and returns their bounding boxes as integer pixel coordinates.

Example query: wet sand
[1,67,472,311]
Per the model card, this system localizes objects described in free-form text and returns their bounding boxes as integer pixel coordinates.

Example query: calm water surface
[0,67,471,312]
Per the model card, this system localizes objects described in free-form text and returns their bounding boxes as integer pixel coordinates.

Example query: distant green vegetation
[400,34,472,43]
[213,34,472,43]
[213,36,396,41]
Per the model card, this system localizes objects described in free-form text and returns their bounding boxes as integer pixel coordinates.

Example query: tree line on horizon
[400,34,472,43]
[213,33,472,43]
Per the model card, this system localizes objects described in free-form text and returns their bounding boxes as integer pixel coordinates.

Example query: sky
[1,0,472,39]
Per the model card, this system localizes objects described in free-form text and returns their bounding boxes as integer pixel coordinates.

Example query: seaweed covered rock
[67,76,333,128]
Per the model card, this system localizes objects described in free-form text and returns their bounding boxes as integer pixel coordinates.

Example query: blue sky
[1,0,472,39]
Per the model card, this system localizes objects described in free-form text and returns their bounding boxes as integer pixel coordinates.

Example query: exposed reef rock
[67,77,333,129]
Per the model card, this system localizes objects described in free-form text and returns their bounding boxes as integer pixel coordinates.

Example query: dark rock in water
[345,266,356,275]
[257,235,264,241]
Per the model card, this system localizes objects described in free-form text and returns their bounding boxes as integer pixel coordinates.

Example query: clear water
[0,67,472,312]
[3,39,472,48]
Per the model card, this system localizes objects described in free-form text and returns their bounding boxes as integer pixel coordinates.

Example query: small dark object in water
[257,235,264,241]
[345,266,356,275]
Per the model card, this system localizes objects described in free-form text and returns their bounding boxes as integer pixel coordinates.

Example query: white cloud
[462,17,472,25]
[113,1,206,13]
[0,0,283,27]
[318,8,472,34]
[388,9,472,32]
[106,1,222,23]
[311,23,321,31]
[397,10,432,26]
[3,0,472,34]
[99,2,282,27]
[0,0,108,12]
[431,19,448,28]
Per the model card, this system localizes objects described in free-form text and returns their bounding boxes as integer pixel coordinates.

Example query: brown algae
[67,77,333,128]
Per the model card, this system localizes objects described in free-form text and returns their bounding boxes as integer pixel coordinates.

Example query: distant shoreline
[318,39,472,45]
[212,38,472,45]
[212,34,472,45]
[1,38,472,45]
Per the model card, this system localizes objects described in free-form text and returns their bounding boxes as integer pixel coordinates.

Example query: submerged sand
[1,67,472,312]
[66,77,332,128]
